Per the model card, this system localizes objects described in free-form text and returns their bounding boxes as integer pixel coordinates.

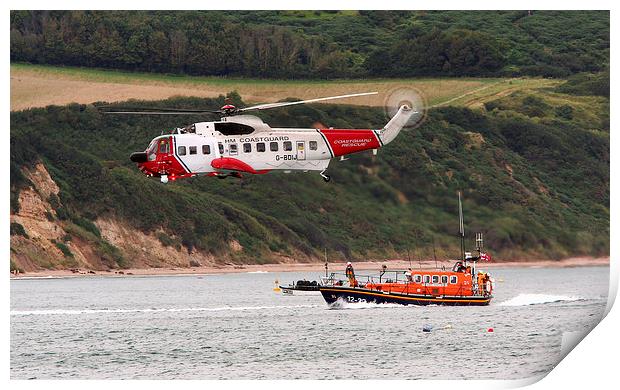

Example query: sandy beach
[10,257,609,279]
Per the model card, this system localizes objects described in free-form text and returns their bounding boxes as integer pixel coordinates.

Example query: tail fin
[378,105,416,145]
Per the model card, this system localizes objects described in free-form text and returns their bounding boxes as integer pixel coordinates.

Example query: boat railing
[321,270,412,287]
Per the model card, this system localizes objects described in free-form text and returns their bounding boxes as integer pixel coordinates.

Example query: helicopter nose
[130,152,148,163]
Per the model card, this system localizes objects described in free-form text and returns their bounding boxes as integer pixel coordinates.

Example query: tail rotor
[383,87,427,130]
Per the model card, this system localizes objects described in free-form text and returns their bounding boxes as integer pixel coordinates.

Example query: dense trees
[10,10,609,79]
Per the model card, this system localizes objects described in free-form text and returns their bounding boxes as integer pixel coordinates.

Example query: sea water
[10,266,609,379]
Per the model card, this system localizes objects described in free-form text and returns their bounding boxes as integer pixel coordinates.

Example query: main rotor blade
[98,106,222,115]
[239,92,378,112]
[101,111,220,115]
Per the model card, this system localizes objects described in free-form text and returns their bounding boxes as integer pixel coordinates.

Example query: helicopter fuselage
[131,105,413,182]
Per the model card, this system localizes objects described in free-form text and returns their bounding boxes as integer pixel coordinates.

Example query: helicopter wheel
[323,175,331,182]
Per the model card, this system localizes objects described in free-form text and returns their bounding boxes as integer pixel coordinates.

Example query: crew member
[345,262,357,287]
[405,268,413,282]
[477,271,485,295]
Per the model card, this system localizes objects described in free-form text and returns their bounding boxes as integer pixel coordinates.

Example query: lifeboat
[319,258,493,306]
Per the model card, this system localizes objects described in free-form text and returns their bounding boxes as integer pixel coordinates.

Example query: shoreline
[10,257,610,279]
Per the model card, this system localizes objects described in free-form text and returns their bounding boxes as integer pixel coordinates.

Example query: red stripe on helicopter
[319,129,380,157]
[211,157,270,175]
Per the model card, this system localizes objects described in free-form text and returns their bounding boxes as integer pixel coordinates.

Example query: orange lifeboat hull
[319,286,492,306]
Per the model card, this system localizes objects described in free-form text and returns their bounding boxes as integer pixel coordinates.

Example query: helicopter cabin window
[284,141,292,151]
[270,142,278,152]
[309,141,318,150]
[189,146,197,155]
[432,275,439,284]
[450,276,458,284]
[257,142,266,152]
[243,143,251,153]
[414,275,422,283]
[159,139,170,154]
[202,145,211,155]
[178,146,187,156]
[218,143,224,154]
[229,144,238,155]
[441,275,448,284]
[213,122,254,136]
[423,275,431,284]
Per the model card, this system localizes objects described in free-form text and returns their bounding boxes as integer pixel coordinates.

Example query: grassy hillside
[10,10,609,79]
[10,85,609,268]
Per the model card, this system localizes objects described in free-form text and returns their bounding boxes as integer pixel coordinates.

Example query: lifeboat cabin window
[218,143,224,154]
[214,122,254,136]
[202,145,211,155]
[423,275,430,284]
[441,275,448,284]
[257,142,266,152]
[310,141,318,150]
[432,275,439,284]
[159,139,170,154]
[178,146,187,156]
[243,143,251,153]
[450,276,458,284]
[284,141,292,151]
[229,144,238,155]
[270,142,279,152]
[189,146,197,155]
[414,275,422,283]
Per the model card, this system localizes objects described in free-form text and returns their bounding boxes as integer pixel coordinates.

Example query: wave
[11,304,319,316]
[498,293,582,307]
[328,298,407,310]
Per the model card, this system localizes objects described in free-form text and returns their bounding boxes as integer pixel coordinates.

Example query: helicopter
[101,92,418,183]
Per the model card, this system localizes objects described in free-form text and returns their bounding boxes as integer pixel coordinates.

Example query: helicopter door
[157,137,172,172]
[296,141,306,161]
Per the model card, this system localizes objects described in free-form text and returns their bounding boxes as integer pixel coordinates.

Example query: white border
[4,2,617,389]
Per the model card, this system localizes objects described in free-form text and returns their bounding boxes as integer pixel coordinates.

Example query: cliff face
[10,164,211,272]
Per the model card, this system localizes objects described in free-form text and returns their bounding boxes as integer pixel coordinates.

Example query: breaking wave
[11,304,319,316]
[498,294,583,307]
[328,298,408,310]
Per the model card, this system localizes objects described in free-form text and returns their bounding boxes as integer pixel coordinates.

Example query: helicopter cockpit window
[147,140,157,161]
[159,139,170,154]
[213,122,254,136]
